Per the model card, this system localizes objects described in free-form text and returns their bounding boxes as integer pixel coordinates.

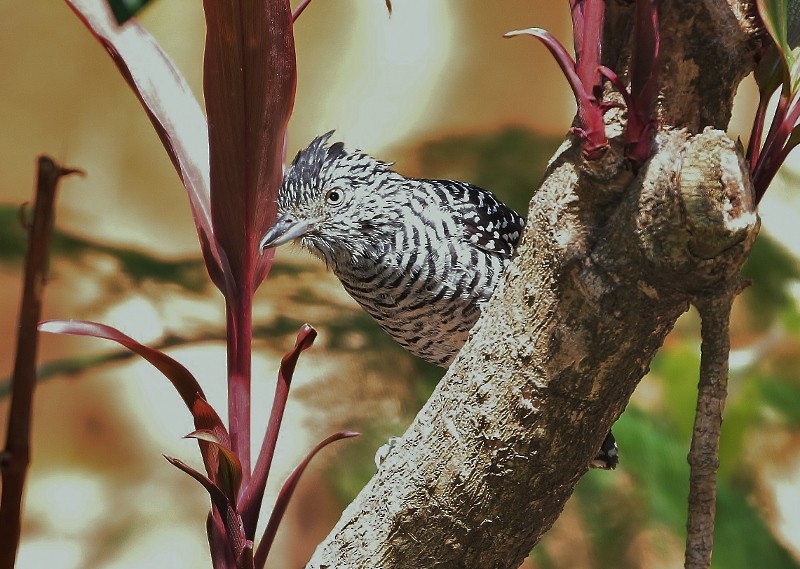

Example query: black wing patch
[440,181,525,256]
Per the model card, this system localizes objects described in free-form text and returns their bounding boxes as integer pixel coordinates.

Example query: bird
[260,131,618,469]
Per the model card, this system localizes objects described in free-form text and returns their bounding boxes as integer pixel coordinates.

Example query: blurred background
[1,1,799,568]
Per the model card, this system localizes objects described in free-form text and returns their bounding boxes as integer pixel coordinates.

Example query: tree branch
[0,157,80,569]
[685,286,738,569]
[308,1,760,567]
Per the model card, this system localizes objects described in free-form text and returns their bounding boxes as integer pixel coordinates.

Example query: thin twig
[684,285,738,569]
[0,157,81,569]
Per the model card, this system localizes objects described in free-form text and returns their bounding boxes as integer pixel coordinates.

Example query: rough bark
[685,288,737,569]
[308,1,760,567]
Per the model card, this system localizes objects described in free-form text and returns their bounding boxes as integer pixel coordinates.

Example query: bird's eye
[325,189,343,205]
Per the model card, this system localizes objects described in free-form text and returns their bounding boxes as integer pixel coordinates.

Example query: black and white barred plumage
[261,132,618,468]
[260,132,524,367]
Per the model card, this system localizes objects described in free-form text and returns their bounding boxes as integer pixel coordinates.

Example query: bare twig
[0,156,81,569]
[685,285,739,569]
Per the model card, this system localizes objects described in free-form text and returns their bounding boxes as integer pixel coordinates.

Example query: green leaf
[741,234,800,325]
[789,0,800,47]
[106,0,157,25]
[759,375,800,426]
[754,43,790,99]
[757,0,800,93]
[186,429,243,507]
[759,0,793,55]
[713,483,800,569]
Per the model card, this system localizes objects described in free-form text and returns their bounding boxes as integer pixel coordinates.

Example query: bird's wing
[436,180,525,256]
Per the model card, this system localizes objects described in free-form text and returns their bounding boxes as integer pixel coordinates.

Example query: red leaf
[187,428,243,507]
[64,0,230,292]
[166,456,251,563]
[239,324,317,537]
[202,0,297,290]
[39,319,205,411]
[292,0,314,21]
[505,27,608,157]
[253,431,359,569]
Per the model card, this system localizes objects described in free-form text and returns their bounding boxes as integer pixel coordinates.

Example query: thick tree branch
[308,1,759,567]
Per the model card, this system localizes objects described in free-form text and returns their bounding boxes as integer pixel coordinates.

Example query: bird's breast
[333,244,508,366]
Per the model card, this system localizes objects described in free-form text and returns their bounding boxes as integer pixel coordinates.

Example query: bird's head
[260,132,404,268]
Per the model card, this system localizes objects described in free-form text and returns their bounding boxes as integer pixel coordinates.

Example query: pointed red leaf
[39,319,204,410]
[292,0,314,21]
[187,429,243,506]
[64,0,230,291]
[166,456,251,563]
[189,396,236,486]
[505,27,608,157]
[202,0,297,290]
[253,431,359,569]
[239,324,317,537]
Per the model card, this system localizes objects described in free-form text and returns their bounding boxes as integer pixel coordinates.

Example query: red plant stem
[239,325,317,537]
[576,0,604,96]
[753,90,790,177]
[753,91,798,202]
[569,0,585,63]
[226,288,254,480]
[747,96,770,166]
[630,0,659,105]
[0,157,80,569]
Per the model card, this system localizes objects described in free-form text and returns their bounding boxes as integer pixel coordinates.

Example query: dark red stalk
[569,0,585,61]
[225,295,254,476]
[166,456,252,565]
[752,90,795,200]
[746,95,770,166]
[0,157,80,569]
[630,0,660,108]
[573,0,605,99]
[625,0,660,162]
[757,89,791,165]
[753,98,800,202]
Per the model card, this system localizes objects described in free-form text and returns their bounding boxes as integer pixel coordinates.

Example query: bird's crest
[284,131,346,195]
[282,132,396,204]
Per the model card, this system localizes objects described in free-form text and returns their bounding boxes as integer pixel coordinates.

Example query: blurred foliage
[742,233,800,325]
[418,126,562,215]
[0,205,208,292]
[3,127,800,567]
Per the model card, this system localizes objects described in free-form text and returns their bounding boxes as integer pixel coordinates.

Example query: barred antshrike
[260,132,617,469]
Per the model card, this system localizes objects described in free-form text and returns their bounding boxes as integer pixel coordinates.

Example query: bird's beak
[259,214,311,250]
